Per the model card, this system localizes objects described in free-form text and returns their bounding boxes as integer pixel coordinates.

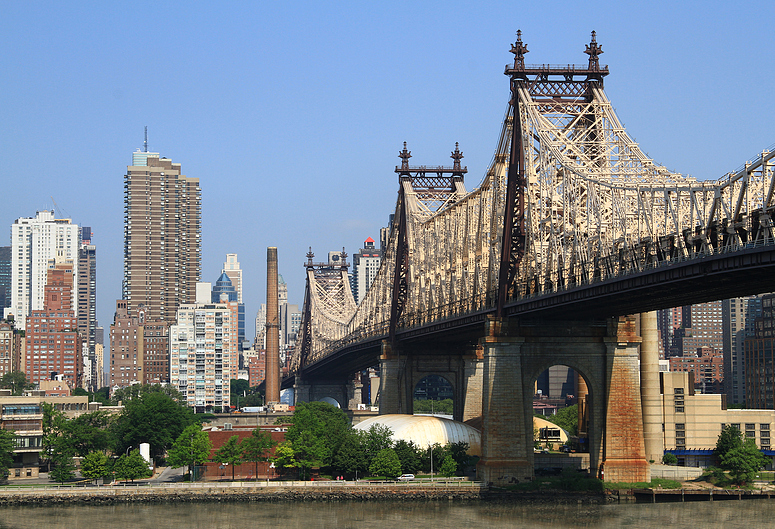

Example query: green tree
[439,454,457,477]
[393,439,421,475]
[41,403,68,471]
[241,429,276,480]
[111,391,196,462]
[720,438,768,485]
[214,435,243,481]
[113,449,153,482]
[110,383,187,406]
[715,425,744,458]
[0,429,15,480]
[362,424,393,469]
[166,424,213,478]
[284,402,349,473]
[49,453,76,483]
[662,453,678,465]
[369,448,401,479]
[332,430,368,479]
[413,398,453,415]
[271,442,297,475]
[446,441,471,474]
[543,404,579,436]
[61,411,113,457]
[80,451,110,484]
[0,371,31,396]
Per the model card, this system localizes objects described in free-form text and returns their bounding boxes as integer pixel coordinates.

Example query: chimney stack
[265,247,280,404]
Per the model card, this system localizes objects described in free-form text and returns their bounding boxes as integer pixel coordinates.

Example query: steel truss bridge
[289,31,775,381]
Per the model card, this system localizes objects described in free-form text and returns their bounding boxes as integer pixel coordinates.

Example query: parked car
[397,474,415,481]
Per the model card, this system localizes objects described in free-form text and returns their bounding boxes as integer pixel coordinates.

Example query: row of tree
[270,402,473,480]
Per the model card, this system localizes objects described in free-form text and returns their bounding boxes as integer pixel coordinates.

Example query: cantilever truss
[290,32,775,373]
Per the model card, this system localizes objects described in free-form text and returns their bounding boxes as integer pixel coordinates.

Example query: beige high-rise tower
[123,149,201,322]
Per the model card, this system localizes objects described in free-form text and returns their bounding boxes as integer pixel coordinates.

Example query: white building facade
[7,211,80,330]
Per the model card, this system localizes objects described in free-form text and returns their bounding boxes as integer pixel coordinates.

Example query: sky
[1,1,773,346]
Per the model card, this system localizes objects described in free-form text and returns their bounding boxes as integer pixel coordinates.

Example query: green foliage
[113,449,153,482]
[446,441,472,474]
[271,442,297,474]
[166,424,213,475]
[413,399,453,415]
[543,404,578,436]
[0,429,15,480]
[393,439,421,475]
[439,454,457,477]
[213,435,243,481]
[111,391,196,462]
[603,478,681,490]
[50,453,76,483]
[80,451,110,484]
[332,430,367,479]
[0,371,31,396]
[662,453,678,466]
[62,411,113,457]
[362,424,393,469]
[73,387,110,405]
[719,438,768,485]
[241,429,277,479]
[110,384,186,406]
[285,402,349,476]
[715,425,744,457]
[369,448,401,479]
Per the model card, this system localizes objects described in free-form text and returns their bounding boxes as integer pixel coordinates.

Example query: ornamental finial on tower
[451,142,464,172]
[510,29,529,70]
[585,30,603,71]
[306,247,314,267]
[399,142,412,171]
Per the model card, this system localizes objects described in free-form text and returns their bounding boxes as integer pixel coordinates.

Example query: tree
[662,453,678,466]
[241,429,276,480]
[114,449,152,482]
[0,429,15,480]
[439,454,457,477]
[0,371,31,396]
[393,439,421,475]
[544,404,579,436]
[284,402,349,473]
[49,453,76,483]
[332,430,368,479]
[446,441,472,474]
[61,411,113,457]
[80,451,110,484]
[369,448,401,479]
[167,424,213,478]
[362,424,393,469]
[720,438,768,485]
[111,391,196,462]
[111,383,186,406]
[716,425,743,458]
[271,442,297,476]
[214,435,243,481]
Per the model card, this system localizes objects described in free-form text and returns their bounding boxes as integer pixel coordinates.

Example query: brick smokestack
[265,247,280,404]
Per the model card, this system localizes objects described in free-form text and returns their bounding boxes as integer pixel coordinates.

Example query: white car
[397,474,415,481]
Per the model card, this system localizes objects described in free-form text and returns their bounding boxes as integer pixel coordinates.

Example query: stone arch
[411,374,455,417]
[319,396,341,408]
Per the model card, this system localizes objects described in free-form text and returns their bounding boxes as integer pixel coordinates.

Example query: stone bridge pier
[294,376,363,410]
[378,341,483,422]
[477,316,649,485]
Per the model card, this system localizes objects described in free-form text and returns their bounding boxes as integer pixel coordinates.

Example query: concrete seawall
[0,482,606,506]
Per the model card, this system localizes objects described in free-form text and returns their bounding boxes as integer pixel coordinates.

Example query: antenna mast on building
[144,126,148,152]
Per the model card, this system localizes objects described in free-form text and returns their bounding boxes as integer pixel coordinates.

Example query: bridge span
[287,31,775,485]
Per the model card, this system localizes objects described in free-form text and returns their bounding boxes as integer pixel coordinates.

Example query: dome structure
[354,414,482,456]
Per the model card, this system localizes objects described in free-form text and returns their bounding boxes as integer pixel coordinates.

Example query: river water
[0,500,772,529]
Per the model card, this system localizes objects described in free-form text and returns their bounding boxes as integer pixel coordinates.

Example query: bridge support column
[294,377,311,405]
[601,316,650,483]
[379,341,403,415]
[347,377,363,410]
[640,311,664,465]
[477,318,532,485]
[462,350,484,422]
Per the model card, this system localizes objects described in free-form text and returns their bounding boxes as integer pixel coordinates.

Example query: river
[0,500,772,529]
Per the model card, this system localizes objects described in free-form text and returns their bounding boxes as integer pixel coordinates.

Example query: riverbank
[0,481,608,506]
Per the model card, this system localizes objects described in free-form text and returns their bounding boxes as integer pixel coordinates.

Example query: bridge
[287,31,775,484]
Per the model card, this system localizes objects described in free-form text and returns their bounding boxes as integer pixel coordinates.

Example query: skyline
[2,2,774,342]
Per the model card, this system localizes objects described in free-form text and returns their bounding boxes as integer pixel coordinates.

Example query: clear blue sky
[1,1,773,344]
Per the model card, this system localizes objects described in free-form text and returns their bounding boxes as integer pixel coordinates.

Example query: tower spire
[144,126,148,152]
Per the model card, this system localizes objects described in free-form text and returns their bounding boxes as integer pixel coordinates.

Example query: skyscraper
[723,296,762,405]
[222,254,243,303]
[123,150,201,323]
[7,211,80,330]
[0,247,10,311]
[212,272,245,350]
[77,227,97,390]
[351,237,382,305]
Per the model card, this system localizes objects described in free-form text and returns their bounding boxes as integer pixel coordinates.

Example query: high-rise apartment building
[212,272,245,351]
[0,247,11,311]
[0,321,18,378]
[169,285,237,412]
[24,263,81,388]
[745,294,775,409]
[723,296,762,405]
[109,300,144,387]
[123,150,201,323]
[7,211,80,330]
[77,227,97,390]
[351,237,382,305]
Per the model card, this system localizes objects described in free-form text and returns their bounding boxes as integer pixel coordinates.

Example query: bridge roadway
[283,241,775,387]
